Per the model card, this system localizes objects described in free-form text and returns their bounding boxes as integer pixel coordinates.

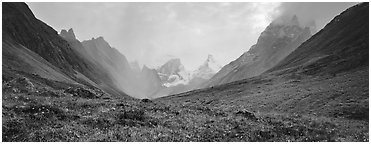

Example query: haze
[27,2,356,71]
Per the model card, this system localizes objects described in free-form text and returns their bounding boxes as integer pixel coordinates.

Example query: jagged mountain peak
[271,15,316,33]
[200,54,222,72]
[205,14,312,87]
[191,54,222,80]
[258,15,312,45]
[272,15,301,27]
[156,57,190,87]
[268,2,368,75]
[88,36,105,41]
[68,28,75,37]
[89,36,106,43]
[205,54,218,64]
[60,28,76,40]
[82,36,112,50]
[157,58,185,75]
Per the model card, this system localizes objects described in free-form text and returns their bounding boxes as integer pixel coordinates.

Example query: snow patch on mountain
[191,54,222,80]
[156,58,191,87]
[156,55,222,88]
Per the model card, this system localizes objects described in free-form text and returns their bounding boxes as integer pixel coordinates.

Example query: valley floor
[2,67,369,142]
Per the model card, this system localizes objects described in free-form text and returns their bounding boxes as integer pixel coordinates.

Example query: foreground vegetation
[2,68,369,142]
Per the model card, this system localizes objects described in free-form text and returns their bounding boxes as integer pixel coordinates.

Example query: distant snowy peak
[192,54,222,80]
[157,58,190,87]
[204,54,222,73]
[156,55,222,87]
[157,58,183,75]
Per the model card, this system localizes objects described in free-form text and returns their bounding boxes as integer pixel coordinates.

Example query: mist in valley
[28,2,358,99]
[2,2,368,142]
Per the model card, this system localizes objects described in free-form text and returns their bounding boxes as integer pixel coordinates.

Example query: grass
[2,67,369,142]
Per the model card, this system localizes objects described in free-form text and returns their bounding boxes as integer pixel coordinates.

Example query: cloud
[102,2,283,70]
[273,2,357,30]
[27,2,357,71]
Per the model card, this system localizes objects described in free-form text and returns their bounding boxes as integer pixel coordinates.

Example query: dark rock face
[156,58,187,85]
[2,2,132,98]
[206,15,312,87]
[60,28,76,40]
[157,58,183,76]
[268,3,369,75]
[3,3,89,77]
[6,2,190,99]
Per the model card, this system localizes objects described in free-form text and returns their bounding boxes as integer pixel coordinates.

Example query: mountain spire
[67,28,76,39]
[291,15,300,26]
[60,28,76,40]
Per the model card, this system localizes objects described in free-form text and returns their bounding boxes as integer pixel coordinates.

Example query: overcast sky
[28,2,357,70]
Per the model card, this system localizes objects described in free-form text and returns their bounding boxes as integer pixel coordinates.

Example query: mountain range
[4,2,366,99]
[152,54,222,98]
[60,27,223,98]
[2,2,368,142]
[3,2,130,98]
[204,15,312,87]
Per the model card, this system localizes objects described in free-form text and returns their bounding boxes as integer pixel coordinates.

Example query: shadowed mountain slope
[3,3,88,78]
[2,2,129,98]
[3,39,77,84]
[155,3,368,141]
[2,2,368,142]
[60,28,164,99]
[205,15,312,87]
[267,3,368,75]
